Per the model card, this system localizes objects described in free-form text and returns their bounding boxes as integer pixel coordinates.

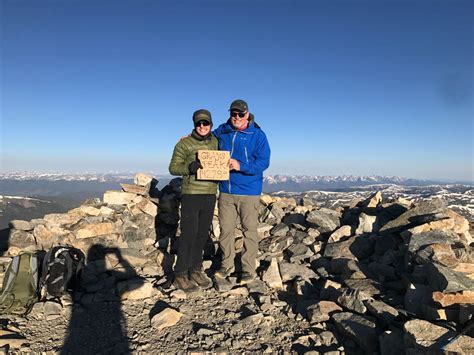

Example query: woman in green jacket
[169,109,218,292]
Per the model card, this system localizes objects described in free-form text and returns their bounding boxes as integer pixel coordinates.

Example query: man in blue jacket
[213,99,271,284]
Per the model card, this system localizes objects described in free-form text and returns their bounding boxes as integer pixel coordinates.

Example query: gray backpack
[0,251,40,314]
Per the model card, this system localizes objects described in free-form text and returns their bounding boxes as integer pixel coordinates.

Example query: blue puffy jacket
[213,115,271,195]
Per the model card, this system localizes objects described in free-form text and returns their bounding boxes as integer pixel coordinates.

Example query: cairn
[2,174,473,353]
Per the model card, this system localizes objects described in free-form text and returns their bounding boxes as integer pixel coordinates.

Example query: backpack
[40,246,85,299]
[0,251,41,314]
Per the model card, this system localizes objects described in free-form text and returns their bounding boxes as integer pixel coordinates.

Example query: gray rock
[379,198,446,234]
[323,239,356,259]
[324,235,374,260]
[282,213,306,226]
[196,326,219,336]
[270,223,289,237]
[246,279,268,294]
[44,301,62,316]
[407,230,460,254]
[213,276,236,292]
[286,243,312,262]
[337,288,368,314]
[332,258,373,280]
[344,278,384,297]
[259,234,293,253]
[365,299,398,327]
[270,203,286,223]
[332,312,379,352]
[306,210,340,233]
[278,261,318,282]
[425,261,474,292]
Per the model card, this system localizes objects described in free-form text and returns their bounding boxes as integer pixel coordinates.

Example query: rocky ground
[0,173,473,354]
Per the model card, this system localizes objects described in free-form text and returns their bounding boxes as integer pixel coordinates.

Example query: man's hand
[188,160,203,174]
[229,158,240,171]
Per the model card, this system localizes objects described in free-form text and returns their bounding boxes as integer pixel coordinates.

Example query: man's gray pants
[218,192,260,275]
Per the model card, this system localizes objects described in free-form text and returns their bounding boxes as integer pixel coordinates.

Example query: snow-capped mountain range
[0,172,472,229]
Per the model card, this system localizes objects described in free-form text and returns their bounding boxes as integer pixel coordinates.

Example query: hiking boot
[214,267,234,279]
[173,275,198,293]
[239,272,256,285]
[189,270,213,289]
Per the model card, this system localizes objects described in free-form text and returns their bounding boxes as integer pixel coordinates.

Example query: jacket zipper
[229,131,238,194]
[244,146,248,163]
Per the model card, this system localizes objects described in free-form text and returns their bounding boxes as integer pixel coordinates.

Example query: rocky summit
[1,173,473,354]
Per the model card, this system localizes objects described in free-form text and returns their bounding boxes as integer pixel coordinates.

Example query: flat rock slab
[407,230,460,254]
[404,319,474,353]
[432,290,474,307]
[246,279,268,294]
[365,299,398,327]
[379,198,446,234]
[103,191,137,205]
[426,262,474,293]
[76,223,114,239]
[9,220,33,231]
[120,183,149,195]
[332,312,379,352]
[328,225,352,243]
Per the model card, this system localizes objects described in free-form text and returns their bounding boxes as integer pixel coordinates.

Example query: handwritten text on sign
[197,150,230,181]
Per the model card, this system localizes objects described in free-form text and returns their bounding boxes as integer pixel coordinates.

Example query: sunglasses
[230,110,247,118]
[195,120,211,127]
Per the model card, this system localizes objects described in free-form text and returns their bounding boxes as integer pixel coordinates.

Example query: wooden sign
[196,150,230,181]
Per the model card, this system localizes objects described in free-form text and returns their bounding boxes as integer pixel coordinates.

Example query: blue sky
[1,0,473,181]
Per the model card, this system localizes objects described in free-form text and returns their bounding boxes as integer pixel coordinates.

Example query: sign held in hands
[197,150,230,181]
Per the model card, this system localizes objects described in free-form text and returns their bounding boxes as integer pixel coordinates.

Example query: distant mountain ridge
[1,172,472,229]
[2,172,472,194]
[262,175,469,193]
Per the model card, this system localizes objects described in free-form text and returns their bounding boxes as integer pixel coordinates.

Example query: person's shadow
[61,244,143,354]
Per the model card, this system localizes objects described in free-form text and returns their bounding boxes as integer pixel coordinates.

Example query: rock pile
[255,191,473,353]
[2,175,473,353]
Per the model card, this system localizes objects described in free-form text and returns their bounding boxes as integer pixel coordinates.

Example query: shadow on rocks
[0,228,10,253]
[61,244,143,355]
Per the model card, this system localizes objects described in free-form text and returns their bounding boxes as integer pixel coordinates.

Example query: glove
[188,160,203,174]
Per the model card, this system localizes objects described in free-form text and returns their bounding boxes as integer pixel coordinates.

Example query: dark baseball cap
[229,99,248,112]
[192,109,212,124]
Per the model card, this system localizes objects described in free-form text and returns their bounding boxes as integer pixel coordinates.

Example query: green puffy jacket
[169,132,219,195]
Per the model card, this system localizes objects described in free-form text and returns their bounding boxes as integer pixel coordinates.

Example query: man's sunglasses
[230,110,246,118]
[195,120,211,127]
